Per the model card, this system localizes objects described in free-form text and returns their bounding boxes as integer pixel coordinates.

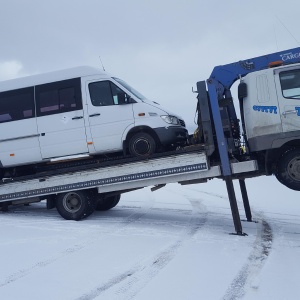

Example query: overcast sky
[1,0,300,129]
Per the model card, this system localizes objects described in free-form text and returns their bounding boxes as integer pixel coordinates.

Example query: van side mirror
[127,96,136,104]
[116,93,136,105]
[117,93,127,105]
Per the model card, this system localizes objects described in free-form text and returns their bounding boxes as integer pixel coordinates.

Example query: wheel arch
[123,126,161,152]
[275,147,300,191]
[265,139,300,174]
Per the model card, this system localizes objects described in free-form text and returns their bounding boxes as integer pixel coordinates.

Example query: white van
[0,66,188,175]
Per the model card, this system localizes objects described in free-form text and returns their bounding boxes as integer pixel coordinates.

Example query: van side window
[0,87,34,123]
[89,81,129,106]
[279,70,300,99]
[36,78,82,116]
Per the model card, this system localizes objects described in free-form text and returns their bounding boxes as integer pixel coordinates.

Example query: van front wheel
[128,132,156,157]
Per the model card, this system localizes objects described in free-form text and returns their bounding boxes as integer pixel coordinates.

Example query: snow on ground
[0,175,299,300]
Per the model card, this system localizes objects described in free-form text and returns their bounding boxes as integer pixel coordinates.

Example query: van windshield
[113,77,147,101]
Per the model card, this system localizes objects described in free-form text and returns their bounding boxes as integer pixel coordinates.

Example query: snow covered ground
[0,175,299,300]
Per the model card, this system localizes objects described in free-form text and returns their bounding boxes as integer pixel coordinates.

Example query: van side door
[84,79,134,153]
[0,87,42,167]
[36,78,88,159]
[276,68,300,133]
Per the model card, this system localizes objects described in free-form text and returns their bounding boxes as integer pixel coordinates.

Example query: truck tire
[56,190,96,220]
[129,132,156,157]
[95,194,120,211]
[275,148,300,191]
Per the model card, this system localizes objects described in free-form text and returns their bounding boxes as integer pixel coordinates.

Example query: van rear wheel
[275,148,300,191]
[129,132,156,157]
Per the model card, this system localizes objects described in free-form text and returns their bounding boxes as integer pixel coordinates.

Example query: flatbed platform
[0,150,258,204]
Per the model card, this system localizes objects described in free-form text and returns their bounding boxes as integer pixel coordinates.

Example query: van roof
[0,66,108,92]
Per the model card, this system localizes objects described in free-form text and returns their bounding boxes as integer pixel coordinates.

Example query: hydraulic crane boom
[210,47,300,97]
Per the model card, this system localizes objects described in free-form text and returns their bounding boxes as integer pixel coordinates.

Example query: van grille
[179,119,186,127]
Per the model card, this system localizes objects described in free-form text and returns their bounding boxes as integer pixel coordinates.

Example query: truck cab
[196,47,300,191]
[243,63,300,152]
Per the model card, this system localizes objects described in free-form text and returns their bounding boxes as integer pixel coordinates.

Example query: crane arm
[209,47,300,98]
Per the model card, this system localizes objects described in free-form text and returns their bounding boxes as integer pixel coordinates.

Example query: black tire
[128,132,156,157]
[275,148,300,191]
[56,190,96,220]
[95,194,120,211]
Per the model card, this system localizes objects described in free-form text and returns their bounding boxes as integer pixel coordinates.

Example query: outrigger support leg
[239,179,253,222]
[224,176,245,235]
[206,82,245,235]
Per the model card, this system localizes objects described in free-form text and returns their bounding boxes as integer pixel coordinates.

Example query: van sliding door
[36,78,88,159]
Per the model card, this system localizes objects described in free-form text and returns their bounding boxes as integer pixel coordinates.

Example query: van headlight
[161,115,180,125]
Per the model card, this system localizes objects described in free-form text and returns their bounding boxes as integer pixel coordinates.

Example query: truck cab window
[89,81,129,106]
[0,87,34,123]
[280,70,300,99]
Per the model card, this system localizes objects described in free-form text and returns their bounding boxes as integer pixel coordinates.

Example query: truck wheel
[95,194,120,211]
[275,148,300,191]
[56,190,96,220]
[129,132,156,157]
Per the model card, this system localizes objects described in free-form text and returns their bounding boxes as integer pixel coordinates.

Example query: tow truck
[1,47,300,235]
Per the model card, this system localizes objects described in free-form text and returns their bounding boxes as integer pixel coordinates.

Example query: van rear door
[35,78,89,159]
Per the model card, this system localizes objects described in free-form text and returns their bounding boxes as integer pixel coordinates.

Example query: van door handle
[72,116,83,120]
[89,113,101,117]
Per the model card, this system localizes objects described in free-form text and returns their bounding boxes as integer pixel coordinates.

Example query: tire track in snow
[222,219,273,300]
[76,198,207,300]
[0,197,155,288]
[113,199,207,300]
[182,186,274,300]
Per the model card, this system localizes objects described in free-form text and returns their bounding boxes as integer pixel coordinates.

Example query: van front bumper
[154,126,188,145]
